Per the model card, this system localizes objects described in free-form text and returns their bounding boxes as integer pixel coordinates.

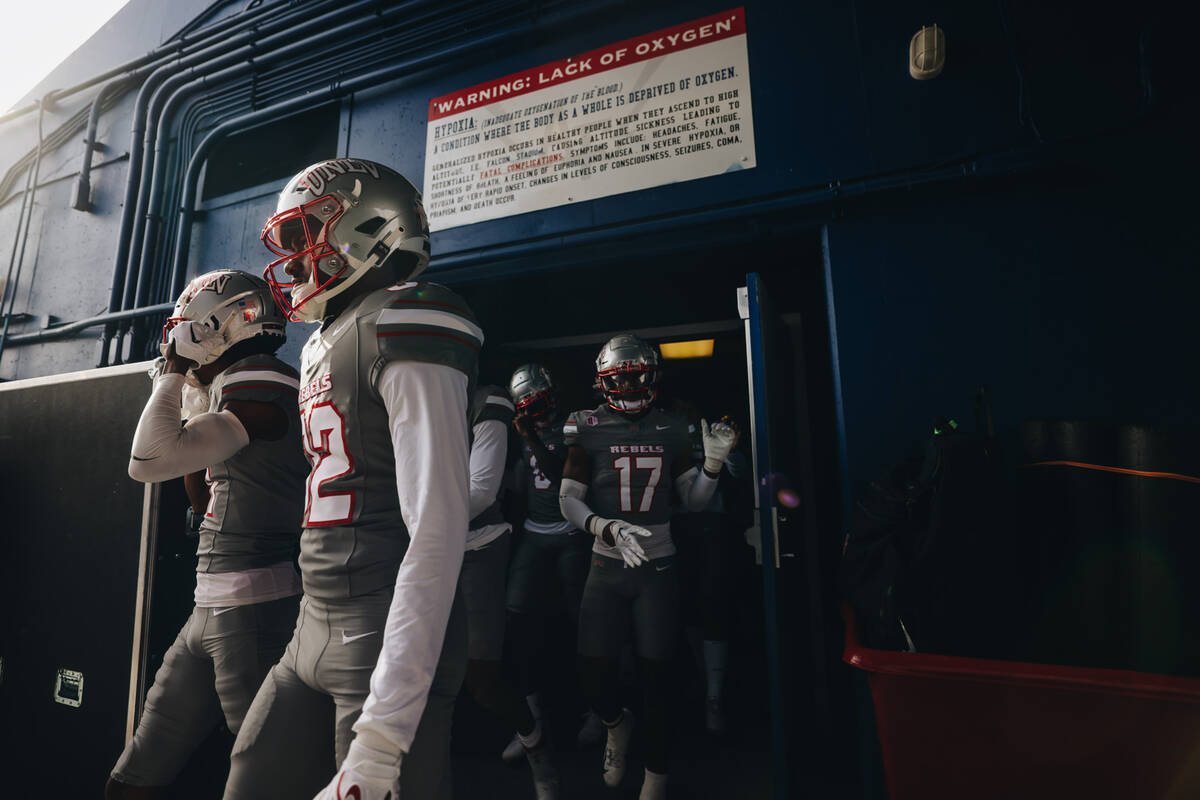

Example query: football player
[671,398,747,735]
[223,159,476,800]
[107,270,306,800]
[501,363,601,761]
[459,382,560,799]
[558,334,738,800]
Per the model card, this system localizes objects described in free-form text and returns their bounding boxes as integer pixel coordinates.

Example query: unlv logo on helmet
[197,272,232,295]
[302,158,382,196]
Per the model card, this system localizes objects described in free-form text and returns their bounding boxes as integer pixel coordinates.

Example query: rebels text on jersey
[297,281,480,598]
[564,405,690,560]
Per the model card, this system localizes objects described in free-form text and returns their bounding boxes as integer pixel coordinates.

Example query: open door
[740,272,830,798]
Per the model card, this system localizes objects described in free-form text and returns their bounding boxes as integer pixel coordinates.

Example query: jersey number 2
[531,455,552,490]
[613,455,663,513]
[302,401,355,526]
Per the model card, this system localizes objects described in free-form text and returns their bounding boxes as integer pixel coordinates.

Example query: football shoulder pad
[471,384,515,427]
[562,406,603,447]
[214,354,301,411]
[370,281,481,378]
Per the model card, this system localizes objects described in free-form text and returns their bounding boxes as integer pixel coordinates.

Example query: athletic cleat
[502,731,525,764]
[525,741,561,800]
[705,696,725,734]
[601,709,634,788]
[639,768,668,800]
[577,710,604,748]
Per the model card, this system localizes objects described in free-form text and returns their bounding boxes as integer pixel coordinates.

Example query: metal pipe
[5,303,174,345]
[110,0,322,316]
[0,0,296,127]
[95,2,302,365]
[126,0,400,315]
[0,99,47,369]
[170,22,537,294]
[104,0,334,361]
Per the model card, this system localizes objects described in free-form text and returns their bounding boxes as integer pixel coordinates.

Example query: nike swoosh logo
[342,630,378,645]
[212,607,238,616]
[655,565,672,572]
[655,425,670,430]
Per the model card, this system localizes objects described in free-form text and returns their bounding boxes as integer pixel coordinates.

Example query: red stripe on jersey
[222,382,299,395]
[377,329,481,351]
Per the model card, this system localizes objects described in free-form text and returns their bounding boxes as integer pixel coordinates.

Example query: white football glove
[147,356,166,381]
[314,737,402,800]
[180,382,212,420]
[166,319,226,366]
[700,418,738,474]
[588,516,652,567]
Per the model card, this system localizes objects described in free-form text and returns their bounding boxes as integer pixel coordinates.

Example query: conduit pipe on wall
[0,100,47,368]
[81,0,301,215]
[97,0,321,365]
[102,0,338,364]
[137,0,490,319]
[112,0,508,362]
[0,0,297,127]
[127,0,426,318]
[4,304,174,346]
[168,23,535,295]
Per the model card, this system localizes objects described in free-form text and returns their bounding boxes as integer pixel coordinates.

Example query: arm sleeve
[675,465,720,512]
[559,477,596,533]
[352,360,470,755]
[469,419,508,520]
[128,373,249,483]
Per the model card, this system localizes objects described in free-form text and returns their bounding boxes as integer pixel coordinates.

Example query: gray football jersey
[198,354,307,573]
[564,405,691,560]
[518,420,569,526]
[468,385,514,532]
[297,281,480,599]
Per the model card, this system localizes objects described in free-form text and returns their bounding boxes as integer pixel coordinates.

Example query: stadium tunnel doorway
[449,226,853,798]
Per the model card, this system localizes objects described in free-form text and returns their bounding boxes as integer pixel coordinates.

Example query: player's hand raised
[700,417,739,474]
[167,319,224,367]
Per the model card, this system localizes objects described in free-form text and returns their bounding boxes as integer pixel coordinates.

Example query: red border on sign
[428,7,746,122]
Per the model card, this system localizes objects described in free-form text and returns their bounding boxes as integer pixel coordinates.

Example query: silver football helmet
[595,333,661,413]
[261,158,431,322]
[509,363,557,420]
[161,269,286,363]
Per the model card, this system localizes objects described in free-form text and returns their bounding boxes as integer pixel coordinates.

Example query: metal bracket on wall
[54,668,84,708]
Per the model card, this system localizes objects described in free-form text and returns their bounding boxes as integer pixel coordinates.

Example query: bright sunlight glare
[2,1,131,112]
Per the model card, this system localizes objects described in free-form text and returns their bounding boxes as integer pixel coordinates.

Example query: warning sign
[423,7,756,231]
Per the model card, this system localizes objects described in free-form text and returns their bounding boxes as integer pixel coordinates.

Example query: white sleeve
[559,477,596,532]
[468,419,508,520]
[128,373,249,483]
[675,465,719,512]
[352,360,470,755]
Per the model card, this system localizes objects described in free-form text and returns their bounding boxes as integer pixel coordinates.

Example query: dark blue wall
[401,0,1108,269]
[826,109,1194,496]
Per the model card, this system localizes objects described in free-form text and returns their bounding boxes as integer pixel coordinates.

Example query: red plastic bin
[843,607,1200,799]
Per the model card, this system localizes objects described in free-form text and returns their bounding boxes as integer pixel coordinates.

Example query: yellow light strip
[660,339,715,359]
